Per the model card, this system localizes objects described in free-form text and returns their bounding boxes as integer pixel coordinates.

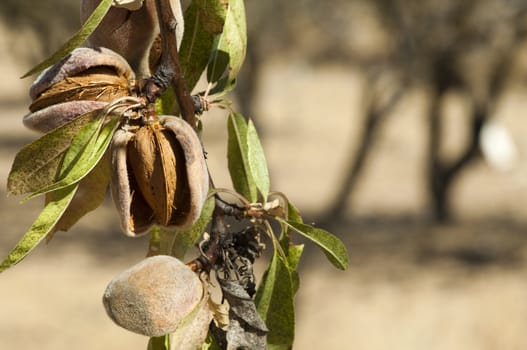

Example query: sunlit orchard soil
[2,51,527,349]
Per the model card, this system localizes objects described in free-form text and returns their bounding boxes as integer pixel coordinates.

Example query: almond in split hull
[24,47,134,133]
[126,123,191,226]
[110,116,209,237]
[29,67,130,112]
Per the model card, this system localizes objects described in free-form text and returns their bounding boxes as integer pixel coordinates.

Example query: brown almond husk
[111,128,154,236]
[110,117,208,237]
[29,67,130,112]
[29,47,134,100]
[161,116,208,228]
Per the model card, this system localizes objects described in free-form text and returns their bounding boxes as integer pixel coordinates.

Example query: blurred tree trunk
[322,72,405,222]
[427,91,486,222]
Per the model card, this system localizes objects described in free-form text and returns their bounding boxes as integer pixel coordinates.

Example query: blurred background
[1,1,527,349]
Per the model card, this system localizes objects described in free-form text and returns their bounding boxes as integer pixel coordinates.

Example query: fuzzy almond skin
[80,0,184,78]
[110,128,154,236]
[160,116,209,229]
[29,47,133,100]
[24,47,134,133]
[103,255,203,337]
[23,101,108,133]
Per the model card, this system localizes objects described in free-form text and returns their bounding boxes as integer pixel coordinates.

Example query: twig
[143,0,197,129]
[190,195,249,273]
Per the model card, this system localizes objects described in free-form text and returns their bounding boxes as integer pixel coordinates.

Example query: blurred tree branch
[242,0,527,223]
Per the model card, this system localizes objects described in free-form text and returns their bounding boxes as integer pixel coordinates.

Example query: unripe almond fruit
[103,255,203,337]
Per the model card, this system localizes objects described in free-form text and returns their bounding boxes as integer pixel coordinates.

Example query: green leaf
[7,110,100,196]
[208,0,247,95]
[179,2,219,92]
[26,114,119,199]
[21,0,113,78]
[279,200,303,249]
[286,244,304,295]
[255,252,295,350]
[170,195,215,259]
[155,87,177,115]
[227,112,257,202]
[276,199,304,296]
[206,46,230,84]
[247,119,270,201]
[194,0,228,34]
[147,335,170,350]
[287,201,303,224]
[57,111,106,179]
[0,184,78,273]
[283,220,349,270]
[46,152,111,237]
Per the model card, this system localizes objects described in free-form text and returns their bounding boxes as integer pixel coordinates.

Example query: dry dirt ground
[1,36,527,350]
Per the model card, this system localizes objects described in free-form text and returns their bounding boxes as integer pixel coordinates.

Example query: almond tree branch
[144,0,197,128]
[148,0,228,274]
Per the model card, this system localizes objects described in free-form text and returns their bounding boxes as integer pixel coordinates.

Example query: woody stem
[144,0,197,129]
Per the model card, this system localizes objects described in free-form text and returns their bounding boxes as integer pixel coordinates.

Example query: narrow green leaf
[255,252,295,350]
[276,198,304,296]
[208,0,247,95]
[46,152,111,236]
[21,0,113,78]
[279,200,303,249]
[170,195,215,259]
[207,39,229,83]
[287,244,304,295]
[194,0,228,34]
[57,111,106,179]
[147,335,170,350]
[0,184,78,273]
[287,201,303,224]
[179,2,217,92]
[227,112,257,202]
[155,87,176,115]
[210,76,238,97]
[285,244,304,271]
[7,110,100,195]
[26,115,119,199]
[283,220,349,270]
[247,119,270,201]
